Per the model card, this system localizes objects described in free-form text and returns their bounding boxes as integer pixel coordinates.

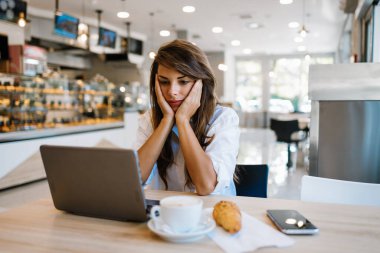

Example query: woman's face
[157,64,195,112]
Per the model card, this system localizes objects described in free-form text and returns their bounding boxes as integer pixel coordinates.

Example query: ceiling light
[17,12,26,27]
[212,27,223,33]
[298,0,309,38]
[280,0,293,4]
[294,37,303,43]
[160,30,170,37]
[124,96,132,103]
[117,0,129,19]
[182,6,195,13]
[299,25,308,38]
[218,64,228,72]
[297,45,306,52]
[117,11,130,18]
[148,13,156,60]
[288,21,299,28]
[231,40,240,46]
[247,22,260,29]
[119,86,126,92]
[243,48,252,54]
[78,33,88,42]
[149,51,156,59]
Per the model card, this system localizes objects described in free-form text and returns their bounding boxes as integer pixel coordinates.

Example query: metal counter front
[309,63,380,183]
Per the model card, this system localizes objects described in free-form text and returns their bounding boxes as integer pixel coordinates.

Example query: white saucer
[147,209,216,243]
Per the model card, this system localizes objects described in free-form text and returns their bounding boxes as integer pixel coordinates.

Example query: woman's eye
[158,80,169,85]
[179,80,191,85]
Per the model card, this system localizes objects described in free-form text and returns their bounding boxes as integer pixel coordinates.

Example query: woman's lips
[168,100,183,107]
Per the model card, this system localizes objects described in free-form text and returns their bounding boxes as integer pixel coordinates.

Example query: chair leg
[287,143,293,168]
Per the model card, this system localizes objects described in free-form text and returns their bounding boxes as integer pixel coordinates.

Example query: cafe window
[235,56,333,113]
[270,56,333,113]
[235,60,262,111]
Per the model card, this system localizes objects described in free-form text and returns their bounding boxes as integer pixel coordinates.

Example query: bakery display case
[0,72,124,138]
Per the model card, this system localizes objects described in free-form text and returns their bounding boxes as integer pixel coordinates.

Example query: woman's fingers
[176,80,203,122]
[155,75,174,117]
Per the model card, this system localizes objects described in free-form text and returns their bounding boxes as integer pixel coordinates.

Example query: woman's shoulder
[209,105,239,126]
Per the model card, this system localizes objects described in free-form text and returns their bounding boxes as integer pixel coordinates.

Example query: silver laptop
[40,145,158,222]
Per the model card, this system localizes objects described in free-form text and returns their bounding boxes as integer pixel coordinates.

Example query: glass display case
[0,73,124,134]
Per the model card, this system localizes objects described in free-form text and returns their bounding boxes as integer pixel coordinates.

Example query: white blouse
[133,105,240,196]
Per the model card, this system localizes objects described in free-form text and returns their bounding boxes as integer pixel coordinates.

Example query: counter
[0,120,124,143]
[0,111,139,190]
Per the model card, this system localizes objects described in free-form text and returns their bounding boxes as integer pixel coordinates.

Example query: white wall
[0,21,25,44]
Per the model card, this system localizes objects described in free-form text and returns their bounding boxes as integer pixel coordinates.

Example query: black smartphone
[267,209,319,235]
[145,199,160,217]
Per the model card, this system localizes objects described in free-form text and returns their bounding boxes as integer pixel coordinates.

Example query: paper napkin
[207,210,294,253]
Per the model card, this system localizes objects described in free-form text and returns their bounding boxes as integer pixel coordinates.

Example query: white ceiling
[27,0,347,55]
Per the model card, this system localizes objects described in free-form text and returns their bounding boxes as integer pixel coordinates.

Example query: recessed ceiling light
[280,0,293,4]
[117,11,130,19]
[212,27,223,33]
[243,48,252,54]
[247,22,260,29]
[182,6,196,13]
[297,45,306,52]
[294,37,303,43]
[160,30,170,37]
[231,40,241,46]
[288,21,299,28]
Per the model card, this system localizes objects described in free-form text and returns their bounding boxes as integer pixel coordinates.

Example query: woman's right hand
[155,75,174,120]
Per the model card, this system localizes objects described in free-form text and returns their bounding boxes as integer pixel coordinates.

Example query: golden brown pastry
[212,200,242,234]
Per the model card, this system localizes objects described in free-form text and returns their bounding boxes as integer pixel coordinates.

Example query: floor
[0,128,308,211]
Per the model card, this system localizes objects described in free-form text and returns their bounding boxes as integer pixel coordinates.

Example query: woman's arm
[176,119,217,195]
[138,77,174,182]
[175,81,217,195]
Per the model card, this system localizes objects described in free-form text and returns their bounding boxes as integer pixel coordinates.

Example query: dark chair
[234,164,269,198]
[270,118,309,169]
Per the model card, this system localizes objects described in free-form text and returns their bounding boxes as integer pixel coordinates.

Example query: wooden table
[0,190,379,252]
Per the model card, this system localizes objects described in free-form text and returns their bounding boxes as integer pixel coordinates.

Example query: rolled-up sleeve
[205,107,240,195]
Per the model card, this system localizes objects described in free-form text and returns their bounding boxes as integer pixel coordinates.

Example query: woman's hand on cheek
[155,75,174,120]
[175,80,203,123]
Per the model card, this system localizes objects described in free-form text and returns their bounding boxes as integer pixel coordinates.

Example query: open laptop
[40,145,158,222]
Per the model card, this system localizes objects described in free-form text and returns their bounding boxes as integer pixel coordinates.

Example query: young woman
[134,40,239,196]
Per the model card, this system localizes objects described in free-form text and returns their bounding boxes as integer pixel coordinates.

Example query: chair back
[234,164,269,198]
[301,175,380,206]
[270,118,300,143]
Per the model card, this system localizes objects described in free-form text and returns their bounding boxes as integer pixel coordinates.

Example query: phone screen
[267,209,319,235]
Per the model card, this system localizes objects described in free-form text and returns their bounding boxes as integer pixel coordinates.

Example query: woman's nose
[168,83,180,96]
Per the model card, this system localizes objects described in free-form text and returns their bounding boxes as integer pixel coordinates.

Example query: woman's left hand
[175,80,203,123]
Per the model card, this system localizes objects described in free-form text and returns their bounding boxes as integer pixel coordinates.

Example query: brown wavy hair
[149,39,218,190]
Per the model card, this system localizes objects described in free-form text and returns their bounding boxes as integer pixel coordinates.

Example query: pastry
[212,200,242,234]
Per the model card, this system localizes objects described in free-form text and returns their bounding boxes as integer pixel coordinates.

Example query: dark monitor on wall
[0,0,27,23]
[98,27,117,48]
[0,34,9,60]
[121,37,143,55]
[54,12,79,39]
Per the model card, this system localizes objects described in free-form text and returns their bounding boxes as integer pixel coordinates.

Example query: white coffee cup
[150,196,203,233]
